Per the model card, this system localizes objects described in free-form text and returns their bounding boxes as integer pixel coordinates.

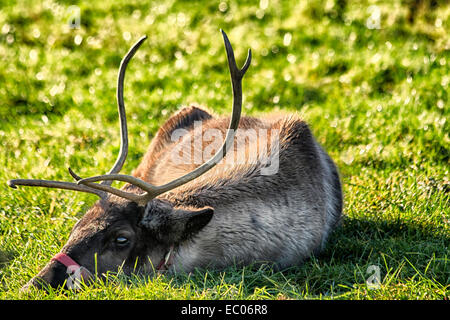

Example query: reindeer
[8,30,342,290]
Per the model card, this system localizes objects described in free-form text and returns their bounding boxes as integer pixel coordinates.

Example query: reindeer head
[9,30,251,290]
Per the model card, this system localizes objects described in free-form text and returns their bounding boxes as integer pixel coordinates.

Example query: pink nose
[52,252,92,289]
[51,252,81,268]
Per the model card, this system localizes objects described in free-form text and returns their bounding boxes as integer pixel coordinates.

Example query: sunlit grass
[0,0,448,299]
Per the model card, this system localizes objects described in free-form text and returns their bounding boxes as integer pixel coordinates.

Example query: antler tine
[70,36,148,186]
[8,169,147,201]
[76,174,161,202]
[7,179,107,198]
[77,30,252,205]
[104,35,148,185]
[220,29,252,80]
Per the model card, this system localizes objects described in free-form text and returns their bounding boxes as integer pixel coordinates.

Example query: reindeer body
[129,106,342,272]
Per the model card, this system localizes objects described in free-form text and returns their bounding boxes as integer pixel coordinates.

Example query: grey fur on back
[138,107,343,272]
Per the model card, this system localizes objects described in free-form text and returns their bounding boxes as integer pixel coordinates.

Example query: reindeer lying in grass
[8,30,342,290]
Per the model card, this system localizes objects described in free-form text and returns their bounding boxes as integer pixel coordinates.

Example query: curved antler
[106,35,148,182]
[76,30,252,205]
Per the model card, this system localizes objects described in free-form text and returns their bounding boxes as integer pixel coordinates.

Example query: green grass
[0,0,448,299]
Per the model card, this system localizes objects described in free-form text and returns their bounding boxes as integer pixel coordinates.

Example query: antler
[106,35,148,182]
[7,35,148,199]
[75,30,252,205]
[8,30,251,206]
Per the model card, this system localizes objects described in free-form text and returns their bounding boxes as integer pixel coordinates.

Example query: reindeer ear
[141,204,214,245]
[176,207,214,241]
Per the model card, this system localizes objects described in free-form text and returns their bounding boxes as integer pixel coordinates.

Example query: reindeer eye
[115,236,129,246]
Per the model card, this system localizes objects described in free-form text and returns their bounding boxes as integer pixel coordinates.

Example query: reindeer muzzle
[51,252,93,289]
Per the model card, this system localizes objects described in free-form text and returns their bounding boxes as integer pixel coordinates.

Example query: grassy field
[0,0,448,299]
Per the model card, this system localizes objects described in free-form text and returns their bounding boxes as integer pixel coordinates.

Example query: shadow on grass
[0,249,14,269]
[165,215,449,298]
